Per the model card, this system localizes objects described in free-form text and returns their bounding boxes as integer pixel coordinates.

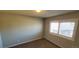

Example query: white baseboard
[6,37,42,48]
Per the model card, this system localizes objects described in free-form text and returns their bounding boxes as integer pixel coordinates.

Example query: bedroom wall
[0,13,43,48]
[74,19,79,47]
[44,12,79,48]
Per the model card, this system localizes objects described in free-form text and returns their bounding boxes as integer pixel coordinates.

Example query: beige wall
[44,12,79,48]
[0,14,43,47]
[74,19,79,47]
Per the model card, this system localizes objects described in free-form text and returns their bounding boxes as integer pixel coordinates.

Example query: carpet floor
[11,38,60,48]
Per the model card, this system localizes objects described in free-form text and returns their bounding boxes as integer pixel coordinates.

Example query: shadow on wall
[0,33,3,47]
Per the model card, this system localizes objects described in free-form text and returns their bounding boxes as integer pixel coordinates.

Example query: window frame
[50,21,59,34]
[49,19,78,41]
[59,22,75,37]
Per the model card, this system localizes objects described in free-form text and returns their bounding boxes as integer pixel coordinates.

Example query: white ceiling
[0,10,76,18]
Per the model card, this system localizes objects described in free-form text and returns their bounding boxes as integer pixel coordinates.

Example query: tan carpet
[11,38,60,48]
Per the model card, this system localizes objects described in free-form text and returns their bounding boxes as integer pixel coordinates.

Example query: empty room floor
[11,39,60,48]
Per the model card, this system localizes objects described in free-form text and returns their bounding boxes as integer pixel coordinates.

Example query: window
[50,21,75,38]
[59,22,75,37]
[50,22,59,33]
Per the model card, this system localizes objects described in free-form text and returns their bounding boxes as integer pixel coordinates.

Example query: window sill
[49,32,74,41]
